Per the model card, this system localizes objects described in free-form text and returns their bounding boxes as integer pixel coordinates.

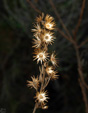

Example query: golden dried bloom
[50,52,58,67]
[41,102,48,109]
[35,91,48,103]
[27,76,39,90]
[46,66,58,79]
[32,24,42,35]
[33,49,49,64]
[44,14,56,30]
[32,36,41,48]
[45,14,54,22]
[42,30,55,45]
[46,66,54,75]
[36,13,44,23]
[42,105,48,109]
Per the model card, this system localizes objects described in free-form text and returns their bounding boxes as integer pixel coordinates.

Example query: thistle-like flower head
[32,24,42,35]
[46,66,58,79]
[32,36,41,48]
[33,49,49,64]
[44,14,56,30]
[27,76,39,90]
[50,52,58,67]
[42,30,55,45]
[35,91,48,103]
[35,13,44,23]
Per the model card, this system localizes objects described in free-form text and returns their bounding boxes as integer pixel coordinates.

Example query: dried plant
[27,13,59,113]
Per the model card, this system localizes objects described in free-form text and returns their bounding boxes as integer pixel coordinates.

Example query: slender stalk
[73,0,86,39]
[33,103,38,113]
[40,64,45,91]
[43,77,51,90]
[74,43,88,113]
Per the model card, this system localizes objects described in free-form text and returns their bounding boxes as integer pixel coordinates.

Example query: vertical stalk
[40,64,45,91]
[74,43,88,113]
[33,103,38,113]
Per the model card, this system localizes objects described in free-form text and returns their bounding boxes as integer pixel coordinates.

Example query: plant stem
[40,64,45,91]
[33,103,37,113]
[74,43,88,113]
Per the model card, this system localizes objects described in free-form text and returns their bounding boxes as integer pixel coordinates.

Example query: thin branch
[56,28,74,44]
[79,79,88,113]
[43,77,51,90]
[49,0,72,39]
[27,0,41,14]
[33,103,38,113]
[78,68,88,90]
[73,0,86,39]
[74,44,88,89]
[78,39,88,48]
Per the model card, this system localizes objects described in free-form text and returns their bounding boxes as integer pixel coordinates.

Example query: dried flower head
[27,76,39,90]
[35,91,48,103]
[36,13,44,23]
[32,36,41,48]
[42,105,48,109]
[42,30,55,45]
[46,66,58,79]
[33,49,49,64]
[50,52,58,67]
[46,66,54,75]
[32,24,42,35]
[44,14,56,30]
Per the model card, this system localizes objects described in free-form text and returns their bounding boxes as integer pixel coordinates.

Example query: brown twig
[79,79,88,113]
[74,43,88,113]
[78,39,88,48]
[27,0,41,14]
[49,0,72,40]
[33,103,38,113]
[74,44,88,89]
[73,0,86,39]
[56,28,74,44]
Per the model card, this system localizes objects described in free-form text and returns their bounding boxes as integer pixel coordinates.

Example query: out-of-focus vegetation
[0,0,88,113]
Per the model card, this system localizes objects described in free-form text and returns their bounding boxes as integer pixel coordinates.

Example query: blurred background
[0,0,88,113]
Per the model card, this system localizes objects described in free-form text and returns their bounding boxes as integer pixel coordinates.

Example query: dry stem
[73,0,86,39]
[33,103,38,113]
[27,0,41,14]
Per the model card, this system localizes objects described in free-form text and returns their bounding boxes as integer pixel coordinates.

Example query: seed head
[35,13,44,23]
[42,30,55,45]
[50,52,58,67]
[35,91,48,103]
[44,14,56,30]
[33,49,49,64]
[32,24,42,35]
[32,36,41,48]
[27,76,39,90]
[46,66,59,79]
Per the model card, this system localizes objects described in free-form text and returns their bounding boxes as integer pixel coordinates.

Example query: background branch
[79,79,88,113]
[49,0,72,39]
[78,39,88,48]
[27,0,41,14]
[73,0,86,39]
[56,28,74,44]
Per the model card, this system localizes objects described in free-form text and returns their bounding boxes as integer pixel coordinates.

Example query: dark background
[0,0,88,113]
